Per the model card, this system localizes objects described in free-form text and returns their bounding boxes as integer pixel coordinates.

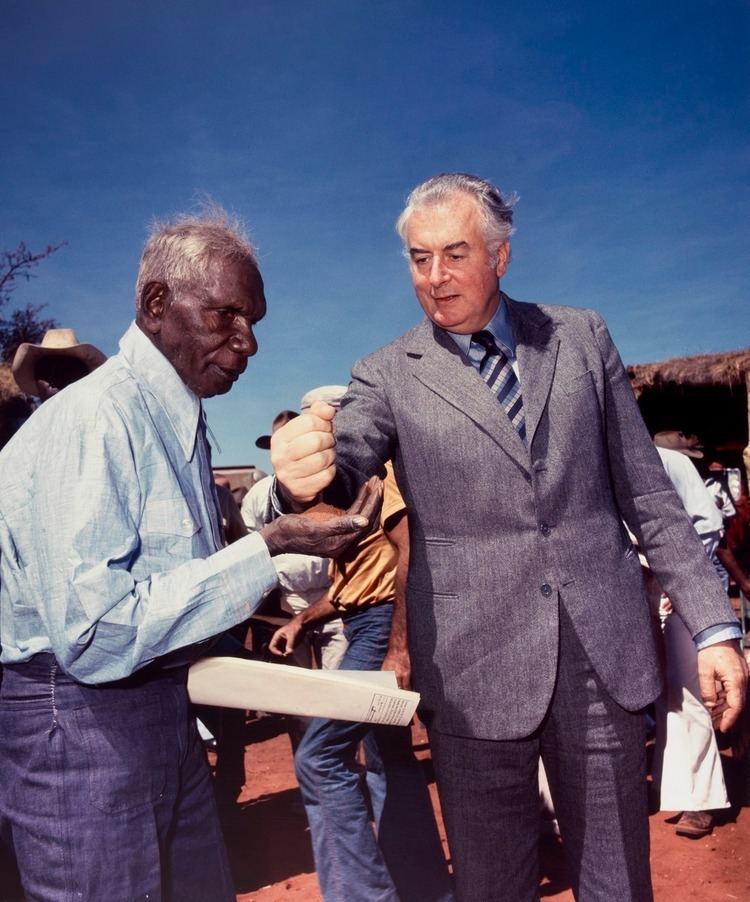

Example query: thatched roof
[0,363,23,402]
[627,348,750,395]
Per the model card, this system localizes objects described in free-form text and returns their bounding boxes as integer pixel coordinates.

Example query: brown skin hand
[259,476,383,560]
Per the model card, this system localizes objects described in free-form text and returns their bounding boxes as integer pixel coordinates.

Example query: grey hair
[135,202,258,309]
[395,173,518,256]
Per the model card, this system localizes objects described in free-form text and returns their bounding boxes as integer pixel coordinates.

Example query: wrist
[259,521,284,556]
[278,480,318,513]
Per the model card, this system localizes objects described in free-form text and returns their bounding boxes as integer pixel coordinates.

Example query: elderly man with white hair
[0,209,380,901]
[271,172,747,901]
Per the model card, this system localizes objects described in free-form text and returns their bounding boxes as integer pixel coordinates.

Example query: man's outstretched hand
[259,476,382,559]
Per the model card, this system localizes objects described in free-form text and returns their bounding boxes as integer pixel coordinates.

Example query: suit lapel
[404,298,561,468]
[406,319,530,473]
[507,297,559,448]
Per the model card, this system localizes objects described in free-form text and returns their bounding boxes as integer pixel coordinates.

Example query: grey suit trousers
[428,600,652,902]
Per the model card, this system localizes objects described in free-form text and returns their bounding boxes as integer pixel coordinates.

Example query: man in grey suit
[270,173,747,901]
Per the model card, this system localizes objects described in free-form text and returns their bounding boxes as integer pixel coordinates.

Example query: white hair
[135,202,258,308]
[395,173,518,258]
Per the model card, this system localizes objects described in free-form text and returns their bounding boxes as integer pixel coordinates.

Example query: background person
[243,403,348,674]
[270,452,454,902]
[12,326,106,402]
[650,440,730,838]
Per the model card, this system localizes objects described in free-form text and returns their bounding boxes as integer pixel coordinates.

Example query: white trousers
[653,611,729,811]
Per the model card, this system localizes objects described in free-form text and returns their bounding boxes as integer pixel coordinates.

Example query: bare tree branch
[0,241,66,307]
[0,305,58,363]
[0,241,64,362]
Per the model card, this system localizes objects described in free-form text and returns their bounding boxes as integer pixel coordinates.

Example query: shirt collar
[118,322,202,459]
[445,292,516,360]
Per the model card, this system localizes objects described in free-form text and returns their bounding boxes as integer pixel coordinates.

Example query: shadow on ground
[220,788,316,895]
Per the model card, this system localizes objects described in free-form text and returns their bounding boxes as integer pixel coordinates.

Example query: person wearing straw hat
[12,327,107,402]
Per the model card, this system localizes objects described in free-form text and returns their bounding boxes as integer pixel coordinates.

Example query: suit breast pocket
[552,369,602,441]
[562,370,594,396]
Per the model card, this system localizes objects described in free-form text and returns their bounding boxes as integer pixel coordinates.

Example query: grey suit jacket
[329,296,734,740]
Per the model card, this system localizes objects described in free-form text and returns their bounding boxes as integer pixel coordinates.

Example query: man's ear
[139,281,170,335]
[495,241,511,279]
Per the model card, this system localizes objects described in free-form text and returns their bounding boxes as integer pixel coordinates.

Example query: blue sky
[2,0,748,469]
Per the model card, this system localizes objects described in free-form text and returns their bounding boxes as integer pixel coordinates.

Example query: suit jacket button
[540,523,551,536]
[540,583,553,597]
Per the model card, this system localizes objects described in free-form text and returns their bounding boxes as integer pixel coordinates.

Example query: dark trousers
[429,604,652,902]
[0,654,235,902]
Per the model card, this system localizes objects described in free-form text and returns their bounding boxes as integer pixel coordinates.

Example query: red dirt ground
[1,716,747,900]
[218,718,750,902]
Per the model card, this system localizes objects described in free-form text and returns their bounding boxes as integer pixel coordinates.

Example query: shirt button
[540,583,553,597]
[182,518,193,529]
[540,523,551,536]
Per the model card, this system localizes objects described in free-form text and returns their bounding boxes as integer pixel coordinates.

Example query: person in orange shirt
[270,387,453,902]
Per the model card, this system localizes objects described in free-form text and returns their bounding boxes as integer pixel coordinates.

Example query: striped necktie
[471,330,527,443]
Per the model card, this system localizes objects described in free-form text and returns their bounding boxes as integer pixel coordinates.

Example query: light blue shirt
[655,448,741,648]
[656,447,723,557]
[0,321,277,683]
[447,294,518,377]
[446,295,740,651]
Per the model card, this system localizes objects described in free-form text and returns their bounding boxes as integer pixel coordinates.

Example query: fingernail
[353,516,368,526]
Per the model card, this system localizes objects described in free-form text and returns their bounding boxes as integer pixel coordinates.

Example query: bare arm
[716,541,750,597]
[381,510,412,689]
[268,594,340,657]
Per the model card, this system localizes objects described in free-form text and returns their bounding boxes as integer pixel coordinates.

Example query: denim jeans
[294,604,454,902]
[0,654,235,901]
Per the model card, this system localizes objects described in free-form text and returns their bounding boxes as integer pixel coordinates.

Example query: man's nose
[231,319,257,357]
[429,257,449,287]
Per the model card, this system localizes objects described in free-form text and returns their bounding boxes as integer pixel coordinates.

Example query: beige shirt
[329,462,405,611]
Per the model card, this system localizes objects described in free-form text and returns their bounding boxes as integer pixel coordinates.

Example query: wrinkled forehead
[405,193,484,244]
[192,256,265,305]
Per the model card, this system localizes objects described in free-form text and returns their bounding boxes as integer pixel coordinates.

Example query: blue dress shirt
[447,296,518,378]
[0,322,277,683]
[445,294,740,651]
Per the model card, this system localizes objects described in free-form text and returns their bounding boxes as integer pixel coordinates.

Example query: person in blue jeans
[271,457,454,902]
[0,215,381,901]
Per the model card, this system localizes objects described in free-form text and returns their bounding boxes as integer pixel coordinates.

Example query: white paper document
[187,656,420,726]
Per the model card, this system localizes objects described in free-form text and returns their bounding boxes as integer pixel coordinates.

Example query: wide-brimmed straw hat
[12,328,107,396]
[255,409,299,449]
